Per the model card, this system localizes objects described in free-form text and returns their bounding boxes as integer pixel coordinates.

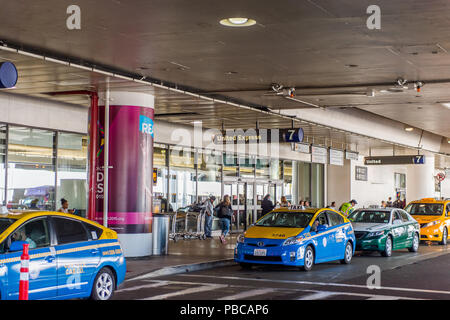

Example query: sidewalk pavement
[124,234,238,281]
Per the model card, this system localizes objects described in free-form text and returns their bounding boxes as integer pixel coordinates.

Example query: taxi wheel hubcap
[305,249,313,268]
[386,238,392,255]
[413,234,419,250]
[96,273,113,300]
[346,244,352,261]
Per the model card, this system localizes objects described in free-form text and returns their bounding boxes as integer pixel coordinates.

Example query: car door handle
[91,249,99,255]
[44,255,56,263]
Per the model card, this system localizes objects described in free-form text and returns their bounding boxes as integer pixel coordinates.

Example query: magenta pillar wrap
[93,92,154,257]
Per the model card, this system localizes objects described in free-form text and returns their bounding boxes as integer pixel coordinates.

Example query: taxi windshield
[405,203,443,216]
[348,210,391,224]
[255,212,314,228]
[0,218,15,234]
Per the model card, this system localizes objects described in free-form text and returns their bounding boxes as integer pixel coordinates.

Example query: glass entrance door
[224,181,254,232]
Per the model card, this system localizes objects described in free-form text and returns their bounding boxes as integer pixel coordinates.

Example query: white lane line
[218,288,274,300]
[298,291,337,300]
[180,274,450,296]
[298,290,420,300]
[140,284,227,300]
[116,281,170,293]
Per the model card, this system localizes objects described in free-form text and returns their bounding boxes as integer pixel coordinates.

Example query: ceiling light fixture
[220,17,256,27]
[405,127,414,132]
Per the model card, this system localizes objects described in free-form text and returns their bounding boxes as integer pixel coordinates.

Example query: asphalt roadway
[113,242,450,301]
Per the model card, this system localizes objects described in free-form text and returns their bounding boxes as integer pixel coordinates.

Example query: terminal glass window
[7,126,56,210]
[223,154,238,178]
[283,160,295,204]
[270,160,282,181]
[56,133,88,217]
[240,156,255,179]
[153,144,168,201]
[197,149,221,204]
[0,124,6,205]
[169,147,196,210]
[255,158,269,180]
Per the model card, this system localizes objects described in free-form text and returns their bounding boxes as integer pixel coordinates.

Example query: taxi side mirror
[9,240,27,252]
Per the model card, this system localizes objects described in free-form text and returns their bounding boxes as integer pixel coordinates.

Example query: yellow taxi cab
[0,210,126,300]
[404,198,450,245]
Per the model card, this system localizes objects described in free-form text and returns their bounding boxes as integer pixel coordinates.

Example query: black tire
[340,241,353,264]
[90,267,116,300]
[381,235,393,257]
[440,228,448,246]
[300,246,314,271]
[408,232,419,252]
[239,263,253,270]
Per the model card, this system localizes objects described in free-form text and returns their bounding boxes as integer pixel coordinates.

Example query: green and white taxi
[348,208,420,257]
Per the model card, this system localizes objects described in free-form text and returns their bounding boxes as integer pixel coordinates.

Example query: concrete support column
[92,91,154,257]
[406,156,435,203]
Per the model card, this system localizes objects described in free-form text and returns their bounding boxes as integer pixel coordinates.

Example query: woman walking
[217,195,233,244]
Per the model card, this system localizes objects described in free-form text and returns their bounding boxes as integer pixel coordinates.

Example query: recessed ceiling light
[220,17,256,27]
[405,127,414,132]
[442,103,450,109]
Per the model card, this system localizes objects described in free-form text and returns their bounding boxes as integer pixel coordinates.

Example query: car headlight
[237,234,245,244]
[423,221,440,228]
[283,236,304,246]
[366,231,385,238]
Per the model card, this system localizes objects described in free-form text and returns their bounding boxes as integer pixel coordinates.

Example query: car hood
[352,223,388,232]
[411,215,442,224]
[245,226,304,239]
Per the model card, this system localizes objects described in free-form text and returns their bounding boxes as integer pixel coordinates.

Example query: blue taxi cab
[0,211,126,300]
[234,207,356,271]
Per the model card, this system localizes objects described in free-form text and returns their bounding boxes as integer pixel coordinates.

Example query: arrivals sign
[292,142,311,154]
[329,149,344,166]
[345,150,359,161]
[364,155,425,165]
[311,146,327,164]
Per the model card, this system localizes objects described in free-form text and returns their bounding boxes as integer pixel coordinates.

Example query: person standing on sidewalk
[217,195,233,244]
[204,195,216,239]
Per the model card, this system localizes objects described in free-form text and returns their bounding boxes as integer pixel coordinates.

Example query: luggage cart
[168,211,207,241]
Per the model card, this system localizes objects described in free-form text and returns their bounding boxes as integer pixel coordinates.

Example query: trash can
[152,214,170,255]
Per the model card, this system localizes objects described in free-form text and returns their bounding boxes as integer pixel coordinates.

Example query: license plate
[253,249,267,256]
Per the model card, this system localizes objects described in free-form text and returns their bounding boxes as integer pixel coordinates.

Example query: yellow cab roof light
[420,198,436,202]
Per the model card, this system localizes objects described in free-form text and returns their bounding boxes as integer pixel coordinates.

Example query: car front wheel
[300,246,314,271]
[381,236,393,257]
[91,267,116,300]
[440,228,448,246]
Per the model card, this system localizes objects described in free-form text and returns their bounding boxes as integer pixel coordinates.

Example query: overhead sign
[213,128,304,144]
[329,149,344,166]
[364,155,425,165]
[292,142,310,154]
[345,150,359,161]
[311,146,327,164]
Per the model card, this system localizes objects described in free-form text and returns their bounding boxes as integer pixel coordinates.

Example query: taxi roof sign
[288,205,306,210]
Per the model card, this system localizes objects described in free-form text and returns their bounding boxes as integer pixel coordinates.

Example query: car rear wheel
[300,246,314,271]
[381,236,393,257]
[340,241,353,264]
[90,267,116,300]
[440,228,448,246]
[408,233,419,252]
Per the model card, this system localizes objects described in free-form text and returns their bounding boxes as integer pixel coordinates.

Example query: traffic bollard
[19,243,29,300]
